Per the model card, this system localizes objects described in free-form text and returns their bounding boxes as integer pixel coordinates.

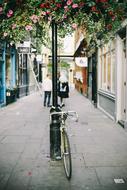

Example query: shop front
[97,22,127,125]
[5,44,17,105]
[0,41,17,106]
[98,40,116,119]
[0,41,6,106]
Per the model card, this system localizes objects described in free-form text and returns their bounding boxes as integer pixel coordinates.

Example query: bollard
[50,106,61,160]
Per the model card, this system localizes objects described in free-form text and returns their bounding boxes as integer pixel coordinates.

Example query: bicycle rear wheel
[62,129,72,180]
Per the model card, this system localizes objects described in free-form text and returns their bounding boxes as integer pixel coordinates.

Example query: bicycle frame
[50,110,78,179]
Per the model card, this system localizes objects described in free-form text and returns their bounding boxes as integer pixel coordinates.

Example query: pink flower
[100,0,108,2]
[41,11,46,16]
[72,23,77,29]
[40,3,45,8]
[3,32,8,37]
[8,10,13,15]
[25,25,33,31]
[79,2,85,7]
[30,14,39,23]
[7,10,13,18]
[46,11,50,15]
[48,17,52,21]
[91,6,96,12]
[64,6,69,12]
[67,0,73,6]
[0,7,3,14]
[112,16,116,21]
[72,4,78,8]
[12,24,16,29]
[56,3,61,8]
[106,24,112,30]
[63,15,67,19]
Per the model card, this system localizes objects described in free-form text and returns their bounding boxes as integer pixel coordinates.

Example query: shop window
[6,54,11,87]
[99,41,115,94]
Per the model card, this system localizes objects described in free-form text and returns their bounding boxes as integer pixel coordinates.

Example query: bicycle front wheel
[62,129,72,180]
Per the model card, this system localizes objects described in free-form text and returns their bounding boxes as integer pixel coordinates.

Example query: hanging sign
[75,57,88,67]
[18,47,30,54]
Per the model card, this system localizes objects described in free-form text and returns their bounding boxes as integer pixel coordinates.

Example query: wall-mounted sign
[75,57,88,67]
[18,47,30,54]
[36,55,42,62]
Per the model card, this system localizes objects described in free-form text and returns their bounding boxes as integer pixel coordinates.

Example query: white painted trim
[98,104,115,121]
[124,26,127,128]
[115,35,123,122]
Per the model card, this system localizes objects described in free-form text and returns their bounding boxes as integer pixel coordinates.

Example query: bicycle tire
[62,129,72,180]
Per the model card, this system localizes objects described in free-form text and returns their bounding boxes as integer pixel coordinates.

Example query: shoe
[62,104,65,107]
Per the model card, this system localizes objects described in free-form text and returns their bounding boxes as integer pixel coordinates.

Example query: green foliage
[59,60,70,68]
[0,0,126,46]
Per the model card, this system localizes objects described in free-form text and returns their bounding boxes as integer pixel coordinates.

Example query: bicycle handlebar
[50,110,78,122]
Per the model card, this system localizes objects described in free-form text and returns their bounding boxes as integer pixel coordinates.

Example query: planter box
[6,88,18,105]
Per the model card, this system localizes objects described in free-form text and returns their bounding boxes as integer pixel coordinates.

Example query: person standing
[42,74,52,107]
[57,74,69,107]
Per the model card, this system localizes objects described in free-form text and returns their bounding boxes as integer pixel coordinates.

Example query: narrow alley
[0,90,127,190]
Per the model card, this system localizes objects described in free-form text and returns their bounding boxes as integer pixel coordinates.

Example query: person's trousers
[44,91,51,106]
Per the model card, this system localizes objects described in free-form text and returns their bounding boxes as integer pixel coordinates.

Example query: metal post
[52,20,58,106]
[50,20,61,160]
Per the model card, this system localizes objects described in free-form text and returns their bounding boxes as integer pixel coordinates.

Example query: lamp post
[52,20,58,107]
[50,20,61,160]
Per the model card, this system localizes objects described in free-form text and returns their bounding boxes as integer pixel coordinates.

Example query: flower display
[0,0,126,45]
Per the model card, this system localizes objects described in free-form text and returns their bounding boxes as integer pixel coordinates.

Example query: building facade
[74,20,127,128]
[97,23,127,127]
[0,41,17,106]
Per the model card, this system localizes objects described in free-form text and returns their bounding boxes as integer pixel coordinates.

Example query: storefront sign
[75,57,88,67]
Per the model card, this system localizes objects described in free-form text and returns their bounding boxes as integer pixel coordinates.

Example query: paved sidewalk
[0,90,127,190]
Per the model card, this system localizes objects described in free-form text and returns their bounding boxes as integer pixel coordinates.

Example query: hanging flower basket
[0,0,126,44]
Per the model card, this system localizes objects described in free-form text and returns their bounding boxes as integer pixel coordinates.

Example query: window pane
[111,51,115,93]
[104,54,106,83]
[107,53,111,91]
[100,56,103,88]
[6,54,11,87]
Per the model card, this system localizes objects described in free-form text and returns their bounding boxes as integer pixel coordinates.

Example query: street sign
[18,47,30,54]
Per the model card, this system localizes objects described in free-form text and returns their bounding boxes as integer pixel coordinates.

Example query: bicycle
[50,110,78,180]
